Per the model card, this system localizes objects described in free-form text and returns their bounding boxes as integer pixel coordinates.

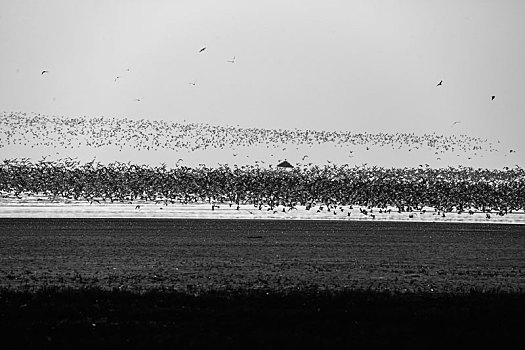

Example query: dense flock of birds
[1,158,523,217]
[28,43,504,160]
[6,39,515,220]
[0,112,500,158]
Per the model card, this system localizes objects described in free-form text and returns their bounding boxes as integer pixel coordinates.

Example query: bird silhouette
[199,47,206,53]
[451,121,461,127]
[227,56,235,63]
[41,70,49,75]
[188,81,196,86]
[436,80,443,86]
[491,95,496,101]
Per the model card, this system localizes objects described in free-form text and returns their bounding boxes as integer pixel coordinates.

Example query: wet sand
[1,218,523,348]
[1,215,523,348]
[1,218,523,293]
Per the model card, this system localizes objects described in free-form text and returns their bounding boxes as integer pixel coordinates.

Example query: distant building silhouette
[277,160,293,169]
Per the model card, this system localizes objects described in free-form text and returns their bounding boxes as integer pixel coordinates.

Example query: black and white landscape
[1,1,524,348]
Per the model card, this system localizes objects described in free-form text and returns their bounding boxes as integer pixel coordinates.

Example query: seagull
[41,70,49,75]
[188,81,196,86]
[114,76,120,82]
[491,95,496,101]
[134,98,142,102]
[199,46,206,53]
[451,121,461,127]
[227,56,235,63]
[436,80,443,86]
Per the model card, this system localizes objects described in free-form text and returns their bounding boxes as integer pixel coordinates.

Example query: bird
[114,76,120,82]
[134,98,142,102]
[451,121,461,127]
[41,70,49,75]
[199,47,206,53]
[436,80,443,86]
[491,95,496,101]
[188,81,196,86]
[226,56,235,63]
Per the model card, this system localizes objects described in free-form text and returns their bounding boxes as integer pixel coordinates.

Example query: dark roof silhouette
[277,160,293,168]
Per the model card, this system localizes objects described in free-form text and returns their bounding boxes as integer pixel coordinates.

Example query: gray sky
[1,0,524,151]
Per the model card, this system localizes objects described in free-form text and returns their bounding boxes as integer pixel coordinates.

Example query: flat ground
[0,219,524,348]
[1,219,524,292]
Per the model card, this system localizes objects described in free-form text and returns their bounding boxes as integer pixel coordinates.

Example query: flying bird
[41,70,49,75]
[451,121,461,127]
[491,95,496,101]
[114,76,120,82]
[188,81,196,86]
[227,56,235,63]
[134,98,142,102]
[199,47,206,53]
[436,80,443,86]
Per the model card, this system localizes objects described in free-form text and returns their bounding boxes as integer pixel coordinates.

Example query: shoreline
[1,196,523,224]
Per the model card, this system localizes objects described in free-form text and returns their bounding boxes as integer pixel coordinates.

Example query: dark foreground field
[1,288,523,349]
[0,219,524,348]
